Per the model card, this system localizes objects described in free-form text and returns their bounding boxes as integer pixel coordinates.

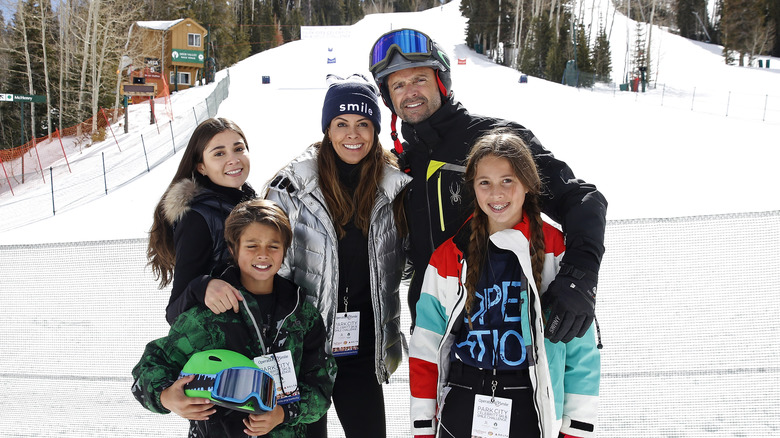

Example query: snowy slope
[0,0,778,245]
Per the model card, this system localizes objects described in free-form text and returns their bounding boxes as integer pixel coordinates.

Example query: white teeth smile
[406,102,423,108]
[253,264,270,270]
[344,144,362,150]
[226,169,242,175]
[491,203,509,211]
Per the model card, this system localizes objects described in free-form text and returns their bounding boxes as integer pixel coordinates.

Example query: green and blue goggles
[370,29,434,74]
[181,366,277,413]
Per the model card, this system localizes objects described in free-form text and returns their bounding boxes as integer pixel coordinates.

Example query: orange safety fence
[0,107,126,163]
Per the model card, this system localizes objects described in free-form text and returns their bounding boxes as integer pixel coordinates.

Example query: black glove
[542,263,597,343]
[391,148,410,174]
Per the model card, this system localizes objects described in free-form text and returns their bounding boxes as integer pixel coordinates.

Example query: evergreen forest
[0,0,777,150]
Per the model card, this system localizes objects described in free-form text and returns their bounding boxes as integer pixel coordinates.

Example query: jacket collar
[218,266,299,312]
[452,211,532,255]
[399,96,467,149]
[278,144,410,203]
[161,177,254,225]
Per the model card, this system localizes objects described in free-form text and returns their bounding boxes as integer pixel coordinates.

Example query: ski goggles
[183,367,277,412]
[370,29,435,74]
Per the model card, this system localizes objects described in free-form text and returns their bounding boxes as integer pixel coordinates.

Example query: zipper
[437,172,445,232]
[241,291,267,354]
[273,287,300,348]
[367,200,386,383]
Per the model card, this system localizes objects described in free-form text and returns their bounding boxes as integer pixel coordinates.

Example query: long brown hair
[316,130,406,238]
[462,129,544,315]
[147,118,249,288]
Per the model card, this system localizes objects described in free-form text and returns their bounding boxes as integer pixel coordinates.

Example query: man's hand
[542,264,597,343]
[204,279,242,315]
[160,374,216,421]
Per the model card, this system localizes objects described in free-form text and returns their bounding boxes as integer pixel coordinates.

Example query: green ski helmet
[180,349,277,413]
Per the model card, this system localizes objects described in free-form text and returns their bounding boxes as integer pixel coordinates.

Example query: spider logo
[450,182,462,205]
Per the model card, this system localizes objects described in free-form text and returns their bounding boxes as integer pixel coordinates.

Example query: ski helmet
[369,28,452,113]
[180,349,276,413]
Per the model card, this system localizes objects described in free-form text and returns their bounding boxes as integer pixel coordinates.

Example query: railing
[0,73,231,233]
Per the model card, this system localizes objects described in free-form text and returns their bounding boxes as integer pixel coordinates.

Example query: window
[169,71,191,85]
[188,33,201,47]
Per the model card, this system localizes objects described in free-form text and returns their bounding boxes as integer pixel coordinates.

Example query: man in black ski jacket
[369,28,607,343]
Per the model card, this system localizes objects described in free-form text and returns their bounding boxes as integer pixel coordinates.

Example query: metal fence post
[170,121,176,154]
[726,91,731,117]
[661,84,666,107]
[102,152,108,195]
[141,134,150,172]
[764,95,768,122]
[50,167,55,216]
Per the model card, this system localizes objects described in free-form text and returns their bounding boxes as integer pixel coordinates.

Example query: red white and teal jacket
[408,213,600,438]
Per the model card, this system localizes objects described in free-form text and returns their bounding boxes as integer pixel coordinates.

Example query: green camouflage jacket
[132,271,336,437]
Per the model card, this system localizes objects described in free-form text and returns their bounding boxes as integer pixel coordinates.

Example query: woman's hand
[204,279,243,314]
[243,405,284,435]
[160,374,216,421]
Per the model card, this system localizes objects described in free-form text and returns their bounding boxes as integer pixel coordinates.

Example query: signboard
[145,57,162,78]
[121,83,157,96]
[171,49,204,65]
[0,93,46,103]
[301,26,351,39]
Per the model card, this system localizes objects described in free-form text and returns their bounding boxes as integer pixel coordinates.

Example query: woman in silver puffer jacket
[265,74,410,438]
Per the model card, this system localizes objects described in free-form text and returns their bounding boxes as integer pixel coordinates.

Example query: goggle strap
[436,72,448,97]
[391,114,403,156]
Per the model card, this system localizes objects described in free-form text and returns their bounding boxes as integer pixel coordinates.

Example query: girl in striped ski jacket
[408,130,600,438]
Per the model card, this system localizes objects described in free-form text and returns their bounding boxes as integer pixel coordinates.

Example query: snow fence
[0,210,778,437]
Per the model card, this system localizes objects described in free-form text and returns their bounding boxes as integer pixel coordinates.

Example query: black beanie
[321,75,381,133]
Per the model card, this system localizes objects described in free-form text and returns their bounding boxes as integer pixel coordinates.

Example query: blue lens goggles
[183,367,277,413]
[370,29,433,73]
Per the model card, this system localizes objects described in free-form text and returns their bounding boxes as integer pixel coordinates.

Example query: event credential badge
[332,311,359,356]
[254,350,300,404]
[471,394,512,438]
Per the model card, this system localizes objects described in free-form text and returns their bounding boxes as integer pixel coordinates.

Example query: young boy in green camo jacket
[132,199,336,438]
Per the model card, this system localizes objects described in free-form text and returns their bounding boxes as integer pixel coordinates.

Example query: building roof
[136,19,184,31]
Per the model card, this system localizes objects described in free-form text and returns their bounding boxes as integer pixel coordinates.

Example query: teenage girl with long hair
[147,117,256,324]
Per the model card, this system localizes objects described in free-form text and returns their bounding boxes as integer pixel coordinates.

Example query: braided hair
[462,129,545,316]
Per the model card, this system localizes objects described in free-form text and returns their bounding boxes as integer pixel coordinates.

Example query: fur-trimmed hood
[160,178,256,226]
[161,178,202,226]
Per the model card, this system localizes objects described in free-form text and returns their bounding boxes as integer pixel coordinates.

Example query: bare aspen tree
[58,0,71,133]
[18,0,36,146]
[39,0,52,138]
[76,0,97,132]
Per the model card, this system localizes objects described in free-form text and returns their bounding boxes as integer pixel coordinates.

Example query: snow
[0,0,777,245]
[0,2,778,437]
[135,19,184,31]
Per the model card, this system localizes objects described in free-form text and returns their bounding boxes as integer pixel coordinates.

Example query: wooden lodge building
[127,18,208,101]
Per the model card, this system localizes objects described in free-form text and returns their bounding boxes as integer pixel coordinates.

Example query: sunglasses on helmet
[369,29,435,75]
[182,366,277,413]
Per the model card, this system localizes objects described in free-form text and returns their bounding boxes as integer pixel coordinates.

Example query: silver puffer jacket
[265,145,411,383]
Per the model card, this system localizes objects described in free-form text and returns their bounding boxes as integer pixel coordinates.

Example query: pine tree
[575,22,594,86]
[344,0,365,24]
[721,0,775,65]
[521,13,553,78]
[185,0,249,68]
[592,22,612,83]
[632,22,648,80]
[544,16,570,83]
